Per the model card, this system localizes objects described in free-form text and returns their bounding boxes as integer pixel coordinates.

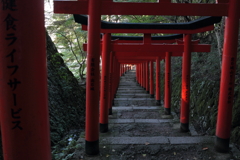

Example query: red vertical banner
[85,0,102,155]
[0,0,51,159]
[164,52,171,115]
[100,33,111,133]
[156,57,161,105]
[215,0,240,153]
[150,61,154,98]
[180,34,191,132]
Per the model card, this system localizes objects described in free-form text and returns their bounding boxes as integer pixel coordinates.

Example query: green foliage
[51,133,83,160]
[47,14,87,81]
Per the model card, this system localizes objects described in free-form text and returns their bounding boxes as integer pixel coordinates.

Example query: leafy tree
[45,1,87,81]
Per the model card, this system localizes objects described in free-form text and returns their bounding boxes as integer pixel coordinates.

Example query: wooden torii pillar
[0,1,51,159]
[99,33,111,132]
[215,0,240,152]
[54,0,240,154]
[156,56,161,105]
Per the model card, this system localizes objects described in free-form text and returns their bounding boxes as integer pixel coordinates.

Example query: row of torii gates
[0,0,239,159]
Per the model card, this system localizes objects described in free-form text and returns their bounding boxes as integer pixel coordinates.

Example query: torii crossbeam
[54,0,233,16]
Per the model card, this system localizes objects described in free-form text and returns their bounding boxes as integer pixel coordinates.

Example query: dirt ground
[74,143,239,160]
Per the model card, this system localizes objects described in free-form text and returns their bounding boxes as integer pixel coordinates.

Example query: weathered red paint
[0,0,51,159]
[180,34,192,132]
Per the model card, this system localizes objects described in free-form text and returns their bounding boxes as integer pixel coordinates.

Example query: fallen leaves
[145,142,150,145]
[202,147,208,151]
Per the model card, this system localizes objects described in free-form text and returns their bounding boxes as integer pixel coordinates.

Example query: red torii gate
[0,0,239,159]
[110,36,176,106]
[84,31,212,152]
[55,0,240,155]
[84,34,189,134]
[112,39,204,114]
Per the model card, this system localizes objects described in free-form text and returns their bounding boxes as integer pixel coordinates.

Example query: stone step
[111,110,163,119]
[114,98,156,101]
[79,136,213,145]
[118,84,139,87]
[117,86,142,88]
[120,76,135,77]
[115,94,152,98]
[119,79,136,81]
[119,81,137,83]
[109,119,172,124]
[121,74,135,76]
[116,90,148,94]
[112,106,161,110]
[119,79,135,81]
[79,139,235,160]
[116,88,145,90]
[114,98,157,106]
[120,75,135,76]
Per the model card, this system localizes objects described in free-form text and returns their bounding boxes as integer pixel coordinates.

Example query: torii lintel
[54,0,231,16]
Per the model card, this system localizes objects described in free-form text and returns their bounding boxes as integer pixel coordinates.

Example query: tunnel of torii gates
[0,0,239,159]
[79,14,216,154]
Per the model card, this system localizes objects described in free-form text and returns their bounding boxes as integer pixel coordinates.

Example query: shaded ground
[71,69,240,160]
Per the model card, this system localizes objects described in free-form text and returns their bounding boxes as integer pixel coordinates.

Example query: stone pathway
[77,69,240,160]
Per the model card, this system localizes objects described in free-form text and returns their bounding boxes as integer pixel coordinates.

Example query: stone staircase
[78,69,238,160]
